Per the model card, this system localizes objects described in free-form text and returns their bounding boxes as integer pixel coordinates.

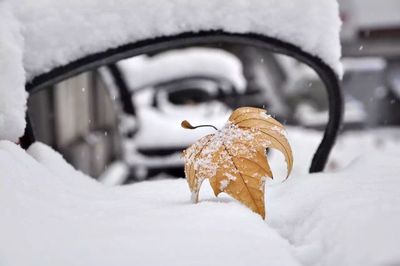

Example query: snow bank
[0,2,26,142]
[0,141,299,266]
[1,128,400,266]
[119,48,246,91]
[268,153,400,266]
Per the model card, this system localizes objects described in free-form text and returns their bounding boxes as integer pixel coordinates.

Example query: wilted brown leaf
[182,107,293,219]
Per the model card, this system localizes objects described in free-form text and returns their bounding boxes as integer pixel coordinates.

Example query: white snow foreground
[0,0,342,142]
[1,139,400,266]
[0,141,297,266]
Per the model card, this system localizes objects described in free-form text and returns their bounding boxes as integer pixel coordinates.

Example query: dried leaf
[182,107,293,219]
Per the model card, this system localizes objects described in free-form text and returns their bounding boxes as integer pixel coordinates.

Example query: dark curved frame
[21,30,343,173]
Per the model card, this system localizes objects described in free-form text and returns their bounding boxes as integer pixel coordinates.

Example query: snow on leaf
[182,107,293,219]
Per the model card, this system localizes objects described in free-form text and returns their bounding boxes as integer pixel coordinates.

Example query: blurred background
[27,0,400,185]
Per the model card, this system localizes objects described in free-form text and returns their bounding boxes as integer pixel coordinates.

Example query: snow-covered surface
[269,127,400,178]
[12,0,342,81]
[1,128,400,265]
[294,98,367,127]
[268,154,400,266]
[98,161,129,186]
[0,141,298,266]
[0,2,26,142]
[119,48,246,91]
[0,0,342,142]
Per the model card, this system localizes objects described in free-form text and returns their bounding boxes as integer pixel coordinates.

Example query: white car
[113,48,247,180]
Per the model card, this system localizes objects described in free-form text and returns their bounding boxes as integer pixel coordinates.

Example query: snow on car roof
[0,0,342,141]
[118,48,247,91]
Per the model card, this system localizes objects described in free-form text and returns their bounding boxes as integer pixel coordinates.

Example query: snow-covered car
[104,48,246,180]
[6,2,400,266]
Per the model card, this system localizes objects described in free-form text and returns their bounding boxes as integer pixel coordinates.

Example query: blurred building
[339,0,400,126]
[28,72,121,177]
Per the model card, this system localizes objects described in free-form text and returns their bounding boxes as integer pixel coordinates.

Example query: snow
[118,48,246,91]
[268,154,400,266]
[269,127,400,178]
[0,0,342,142]
[0,1,26,142]
[1,128,400,265]
[11,0,342,81]
[98,161,129,186]
[294,99,367,127]
[0,141,298,266]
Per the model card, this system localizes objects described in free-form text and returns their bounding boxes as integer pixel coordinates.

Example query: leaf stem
[191,124,218,130]
[181,120,218,131]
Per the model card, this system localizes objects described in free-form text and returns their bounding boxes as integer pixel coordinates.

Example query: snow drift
[1,129,400,266]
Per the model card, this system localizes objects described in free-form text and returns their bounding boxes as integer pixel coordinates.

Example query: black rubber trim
[22,30,343,173]
[20,115,35,150]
